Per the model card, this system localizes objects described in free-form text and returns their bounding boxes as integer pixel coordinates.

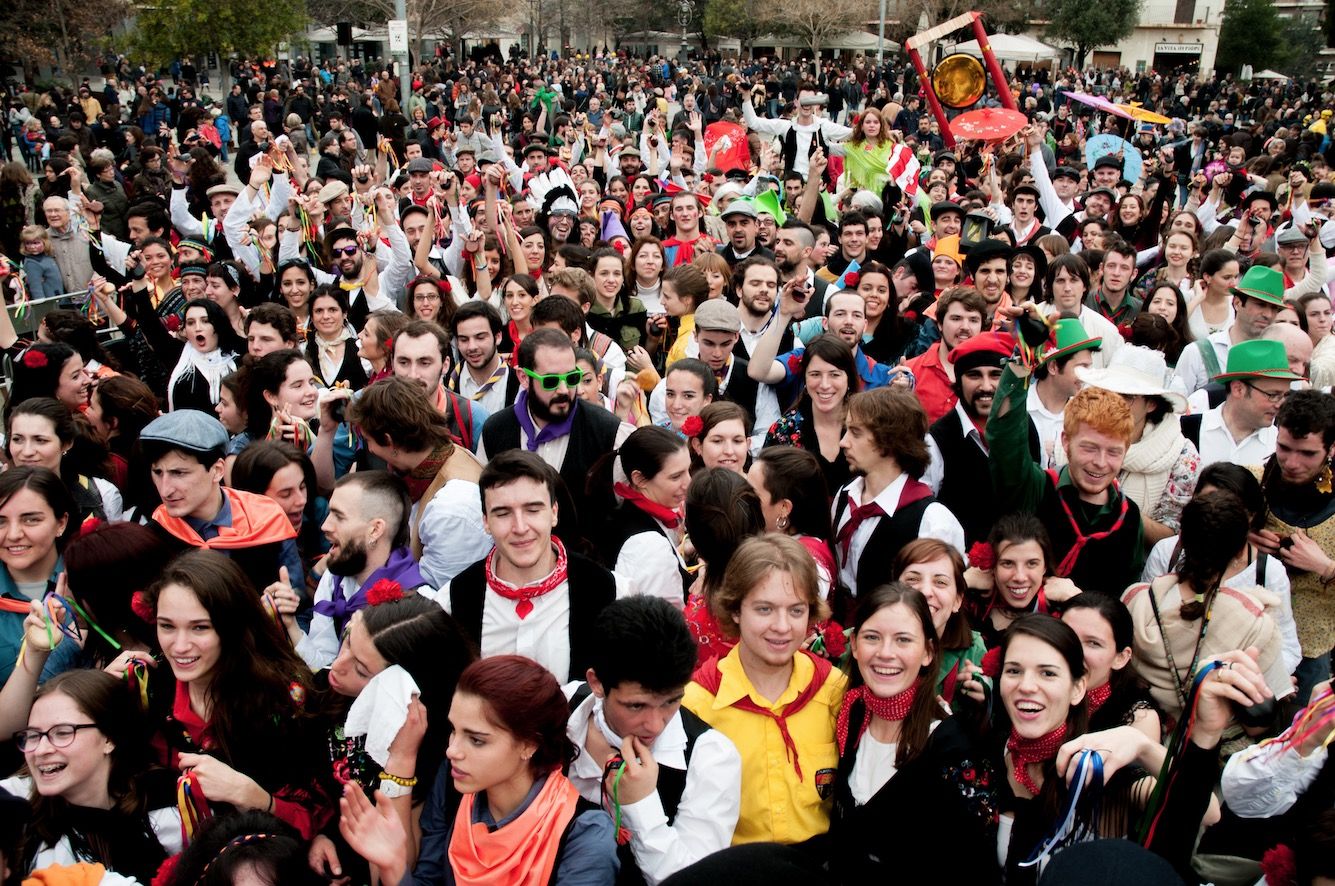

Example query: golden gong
[932,54,986,109]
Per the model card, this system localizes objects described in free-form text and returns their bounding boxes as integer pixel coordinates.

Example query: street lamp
[678,0,692,65]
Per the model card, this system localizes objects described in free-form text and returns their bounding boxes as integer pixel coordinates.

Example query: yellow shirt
[666,314,696,367]
[683,647,847,845]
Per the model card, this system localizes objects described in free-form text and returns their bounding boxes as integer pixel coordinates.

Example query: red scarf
[1046,470,1130,577]
[614,482,681,529]
[835,681,919,754]
[692,650,832,780]
[1006,723,1068,796]
[484,537,568,619]
[1086,681,1112,714]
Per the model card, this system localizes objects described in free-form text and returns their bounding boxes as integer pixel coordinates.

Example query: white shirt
[457,361,513,416]
[441,576,574,680]
[1195,403,1277,468]
[1026,383,1066,470]
[849,719,942,805]
[833,473,965,593]
[1220,741,1327,819]
[1142,535,1301,675]
[296,568,436,669]
[412,478,493,589]
[1188,301,1235,342]
[614,519,688,611]
[563,686,742,885]
[1174,327,1233,395]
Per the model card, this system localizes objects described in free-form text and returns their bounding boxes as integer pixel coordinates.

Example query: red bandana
[1085,682,1112,714]
[614,482,681,529]
[484,537,568,619]
[835,682,920,754]
[1006,724,1068,796]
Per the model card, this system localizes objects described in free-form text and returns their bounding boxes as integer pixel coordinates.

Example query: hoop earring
[777,515,789,530]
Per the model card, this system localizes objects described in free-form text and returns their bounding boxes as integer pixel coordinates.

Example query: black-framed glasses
[332,245,360,257]
[14,723,99,752]
[1243,381,1288,404]
[522,367,583,391]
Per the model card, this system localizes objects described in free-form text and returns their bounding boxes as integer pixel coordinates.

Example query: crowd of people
[0,42,1333,886]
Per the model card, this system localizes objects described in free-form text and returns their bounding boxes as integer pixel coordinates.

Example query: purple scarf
[514,388,577,452]
[312,547,427,624]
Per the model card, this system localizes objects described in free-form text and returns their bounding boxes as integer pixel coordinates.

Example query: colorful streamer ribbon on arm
[44,588,122,653]
[1254,685,1335,755]
[177,769,212,845]
[1019,748,1104,869]
[1135,659,1223,846]
[600,755,632,845]
[125,658,151,711]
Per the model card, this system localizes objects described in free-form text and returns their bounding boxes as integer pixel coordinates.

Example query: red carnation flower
[367,578,404,606]
[164,314,181,333]
[151,854,180,886]
[681,415,704,438]
[1117,323,1133,342]
[78,515,105,537]
[842,271,860,289]
[130,591,155,623]
[981,646,1003,679]
[21,349,47,369]
[821,622,848,659]
[968,541,996,571]
[786,352,803,375]
[904,310,919,323]
[1261,845,1297,886]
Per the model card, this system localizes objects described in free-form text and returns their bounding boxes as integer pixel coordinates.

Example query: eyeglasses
[521,367,584,391]
[414,292,441,302]
[14,723,99,752]
[1243,381,1288,404]
[332,245,360,257]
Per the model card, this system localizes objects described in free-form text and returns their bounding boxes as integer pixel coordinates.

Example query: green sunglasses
[522,367,585,391]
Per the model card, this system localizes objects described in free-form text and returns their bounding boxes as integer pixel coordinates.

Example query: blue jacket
[0,559,79,685]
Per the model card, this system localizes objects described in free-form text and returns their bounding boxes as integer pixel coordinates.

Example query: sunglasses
[332,245,360,257]
[522,367,584,391]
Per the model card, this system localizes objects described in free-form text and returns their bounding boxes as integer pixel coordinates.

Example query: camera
[356,176,370,184]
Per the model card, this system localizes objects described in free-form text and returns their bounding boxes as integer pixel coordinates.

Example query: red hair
[456,655,573,774]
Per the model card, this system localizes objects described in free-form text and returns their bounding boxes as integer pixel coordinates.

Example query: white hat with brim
[1075,345,1188,414]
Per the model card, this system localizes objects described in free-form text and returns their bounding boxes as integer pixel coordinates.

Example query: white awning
[946,33,1061,61]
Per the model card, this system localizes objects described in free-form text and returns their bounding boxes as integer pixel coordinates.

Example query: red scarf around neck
[1006,723,1068,796]
[1086,681,1112,714]
[835,681,919,754]
[692,650,832,780]
[484,537,568,619]
[614,482,681,529]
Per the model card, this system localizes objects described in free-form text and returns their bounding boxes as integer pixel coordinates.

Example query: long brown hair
[848,583,941,767]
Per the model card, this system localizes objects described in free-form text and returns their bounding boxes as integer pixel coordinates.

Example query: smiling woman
[2,670,182,882]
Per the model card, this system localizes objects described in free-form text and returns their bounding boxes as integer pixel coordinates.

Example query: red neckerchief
[1007,723,1068,796]
[835,681,919,754]
[507,320,524,368]
[692,650,833,779]
[1045,469,1130,577]
[836,478,932,559]
[614,482,681,529]
[484,537,568,619]
[1086,681,1112,714]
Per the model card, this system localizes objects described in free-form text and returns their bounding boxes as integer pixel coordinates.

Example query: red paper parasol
[949,108,1029,143]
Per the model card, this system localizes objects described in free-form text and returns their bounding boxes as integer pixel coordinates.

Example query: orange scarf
[153,487,296,551]
[447,772,580,886]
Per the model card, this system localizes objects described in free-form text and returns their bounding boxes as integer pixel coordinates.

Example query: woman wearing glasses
[3,669,181,882]
[407,274,457,328]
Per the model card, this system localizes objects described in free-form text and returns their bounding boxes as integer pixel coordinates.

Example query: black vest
[832,486,936,600]
[447,551,617,682]
[567,682,712,886]
[479,400,623,542]
[782,124,827,181]
[930,409,1042,546]
[1038,481,1144,597]
[721,357,760,432]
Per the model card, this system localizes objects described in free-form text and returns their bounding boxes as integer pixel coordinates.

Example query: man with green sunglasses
[479,328,630,544]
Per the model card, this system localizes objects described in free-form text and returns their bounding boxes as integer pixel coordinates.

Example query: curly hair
[1063,385,1134,446]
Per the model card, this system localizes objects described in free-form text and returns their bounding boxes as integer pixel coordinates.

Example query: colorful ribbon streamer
[1020,749,1104,868]
[177,769,212,845]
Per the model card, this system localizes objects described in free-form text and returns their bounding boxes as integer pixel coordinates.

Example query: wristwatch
[378,778,413,799]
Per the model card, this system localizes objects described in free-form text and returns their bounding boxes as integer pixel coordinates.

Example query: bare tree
[773,0,878,58]
[311,0,502,60]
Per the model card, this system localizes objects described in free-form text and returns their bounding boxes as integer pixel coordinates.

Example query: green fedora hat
[1040,317,1102,364]
[1230,265,1285,308]
[1213,338,1305,382]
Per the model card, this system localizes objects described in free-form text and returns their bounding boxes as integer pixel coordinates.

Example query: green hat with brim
[1040,317,1102,364]
[1230,265,1286,308]
[1213,338,1305,382]
[751,189,787,226]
